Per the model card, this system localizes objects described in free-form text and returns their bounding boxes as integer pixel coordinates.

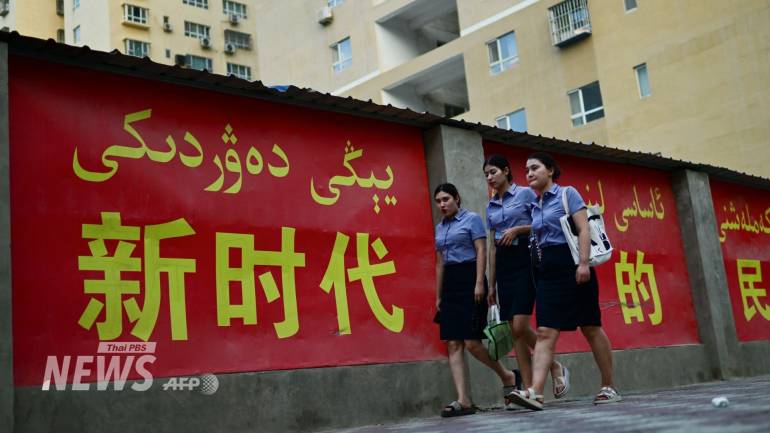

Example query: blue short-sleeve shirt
[435,208,487,264]
[486,185,537,241]
[531,184,586,247]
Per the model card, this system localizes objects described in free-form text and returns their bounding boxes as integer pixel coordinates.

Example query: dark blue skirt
[534,244,601,331]
[439,261,488,340]
[495,235,535,320]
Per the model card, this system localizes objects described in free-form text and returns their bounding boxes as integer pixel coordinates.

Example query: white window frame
[184,21,210,39]
[188,55,212,72]
[624,0,638,13]
[328,0,344,8]
[227,63,252,80]
[183,0,209,9]
[634,63,651,99]
[496,108,527,132]
[568,81,604,126]
[224,30,252,49]
[223,0,247,19]
[124,39,150,58]
[73,25,81,44]
[331,37,352,72]
[123,4,149,26]
[487,31,518,75]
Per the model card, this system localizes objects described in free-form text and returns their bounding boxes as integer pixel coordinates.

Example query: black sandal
[440,401,477,417]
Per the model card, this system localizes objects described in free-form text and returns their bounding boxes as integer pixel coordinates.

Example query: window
[165,49,171,58]
[224,30,251,49]
[123,4,149,25]
[624,0,638,12]
[328,0,344,7]
[331,37,352,72]
[184,21,210,39]
[124,39,150,58]
[634,63,650,98]
[227,63,252,80]
[183,0,208,9]
[56,29,65,43]
[548,0,591,46]
[73,25,81,44]
[188,55,212,72]
[568,81,604,126]
[223,0,247,19]
[496,108,527,132]
[56,0,64,15]
[73,0,80,10]
[487,32,518,75]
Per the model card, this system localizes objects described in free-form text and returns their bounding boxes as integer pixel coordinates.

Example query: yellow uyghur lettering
[78,212,197,341]
[310,141,395,214]
[73,113,290,194]
[717,201,770,243]
[215,227,306,338]
[736,259,770,321]
[614,250,662,326]
[613,185,665,232]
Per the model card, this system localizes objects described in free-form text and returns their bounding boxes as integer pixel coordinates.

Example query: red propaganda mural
[484,142,700,352]
[9,56,441,386]
[711,180,770,341]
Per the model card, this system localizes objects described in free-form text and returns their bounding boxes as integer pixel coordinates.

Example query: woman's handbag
[559,188,613,266]
[484,304,513,361]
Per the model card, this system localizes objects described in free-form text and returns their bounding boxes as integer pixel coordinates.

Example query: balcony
[548,0,591,47]
[375,0,460,71]
[382,54,468,118]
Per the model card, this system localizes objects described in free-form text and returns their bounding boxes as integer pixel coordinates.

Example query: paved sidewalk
[326,376,770,433]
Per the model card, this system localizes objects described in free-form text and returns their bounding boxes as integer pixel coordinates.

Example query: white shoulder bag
[559,187,613,266]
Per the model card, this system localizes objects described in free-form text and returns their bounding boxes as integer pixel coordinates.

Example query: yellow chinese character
[614,250,662,325]
[320,232,403,334]
[78,212,196,341]
[737,259,770,321]
[215,227,306,338]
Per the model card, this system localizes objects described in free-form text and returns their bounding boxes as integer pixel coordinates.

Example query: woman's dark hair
[483,154,513,182]
[434,183,461,206]
[527,152,561,181]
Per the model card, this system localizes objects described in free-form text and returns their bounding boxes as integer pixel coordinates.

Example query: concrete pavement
[325,376,770,433]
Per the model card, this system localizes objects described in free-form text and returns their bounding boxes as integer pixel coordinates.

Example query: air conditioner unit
[200,37,212,49]
[162,22,173,32]
[229,14,240,25]
[317,6,333,25]
[174,54,187,66]
[224,43,236,54]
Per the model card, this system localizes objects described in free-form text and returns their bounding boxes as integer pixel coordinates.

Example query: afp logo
[162,373,219,395]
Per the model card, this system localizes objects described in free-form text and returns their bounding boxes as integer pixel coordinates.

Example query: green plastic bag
[484,304,513,361]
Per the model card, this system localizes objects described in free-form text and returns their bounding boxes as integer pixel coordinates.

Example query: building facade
[1,0,258,80]
[251,0,770,179]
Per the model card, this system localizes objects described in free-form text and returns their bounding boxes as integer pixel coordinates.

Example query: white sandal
[506,387,544,411]
[593,386,622,404]
[553,362,570,399]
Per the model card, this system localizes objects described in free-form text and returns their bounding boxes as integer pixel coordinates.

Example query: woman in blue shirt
[483,155,570,403]
[507,153,621,411]
[434,183,521,417]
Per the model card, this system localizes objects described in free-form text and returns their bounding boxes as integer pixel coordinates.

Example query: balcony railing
[548,0,591,47]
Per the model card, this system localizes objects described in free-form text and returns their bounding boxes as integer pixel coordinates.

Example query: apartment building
[1,0,258,80]
[252,0,770,178]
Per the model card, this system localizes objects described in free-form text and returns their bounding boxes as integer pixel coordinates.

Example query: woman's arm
[487,231,497,305]
[473,238,487,303]
[572,208,591,284]
[435,251,444,310]
[497,224,532,246]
